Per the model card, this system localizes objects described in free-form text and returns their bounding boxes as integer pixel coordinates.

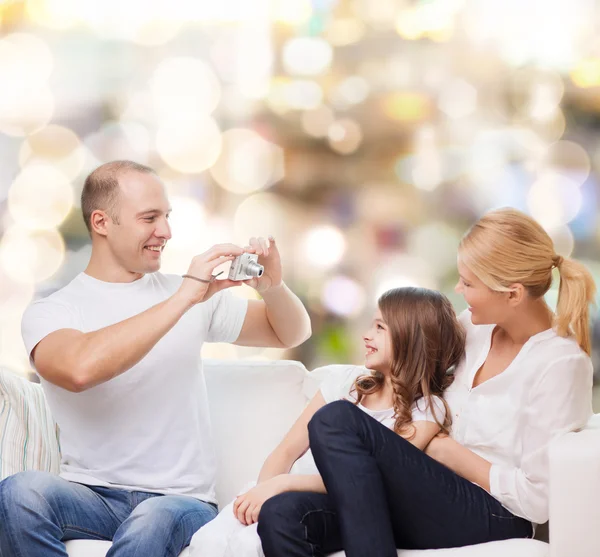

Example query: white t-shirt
[291,366,446,475]
[445,310,593,525]
[21,272,248,503]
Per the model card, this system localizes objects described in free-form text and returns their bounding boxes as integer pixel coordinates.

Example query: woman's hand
[424,433,452,464]
[233,475,287,525]
[425,433,492,492]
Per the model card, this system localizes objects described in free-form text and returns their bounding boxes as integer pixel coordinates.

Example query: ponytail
[554,257,597,355]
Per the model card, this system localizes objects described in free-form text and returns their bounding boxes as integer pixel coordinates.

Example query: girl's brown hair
[353,287,465,438]
[459,208,596,355]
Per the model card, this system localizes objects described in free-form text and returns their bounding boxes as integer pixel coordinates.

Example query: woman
[257,208,595,556]
[189,287,465,557]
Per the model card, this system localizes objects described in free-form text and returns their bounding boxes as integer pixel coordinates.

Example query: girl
[189,286,466,557]
[258,208,595,556]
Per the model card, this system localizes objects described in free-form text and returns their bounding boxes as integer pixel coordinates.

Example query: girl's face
[363,307,394,374]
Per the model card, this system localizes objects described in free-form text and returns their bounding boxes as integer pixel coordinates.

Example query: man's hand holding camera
[179,236,283,306]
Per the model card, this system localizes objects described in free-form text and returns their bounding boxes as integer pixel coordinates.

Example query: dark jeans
[258,400,532,557]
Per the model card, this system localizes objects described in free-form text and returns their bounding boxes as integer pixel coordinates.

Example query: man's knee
[0,471,63,512]
[124,496,216,545]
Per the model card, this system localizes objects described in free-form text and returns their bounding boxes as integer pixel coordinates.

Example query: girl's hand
[233,476,287,525]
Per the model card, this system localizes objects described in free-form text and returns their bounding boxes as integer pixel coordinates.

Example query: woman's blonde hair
[353,287,466,438]
[459,207,596,355]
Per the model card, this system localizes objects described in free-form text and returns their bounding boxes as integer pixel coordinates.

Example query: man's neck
[84,258,143,284]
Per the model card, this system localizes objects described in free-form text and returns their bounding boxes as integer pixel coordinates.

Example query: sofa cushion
[0,368,60,481]
[64,538,548,557]
[204,359,309,506]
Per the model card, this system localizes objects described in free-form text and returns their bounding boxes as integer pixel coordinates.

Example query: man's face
[105,171,172,275]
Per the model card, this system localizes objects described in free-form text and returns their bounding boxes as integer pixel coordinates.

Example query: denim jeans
[258,400,533,557]
[0,471,218,557]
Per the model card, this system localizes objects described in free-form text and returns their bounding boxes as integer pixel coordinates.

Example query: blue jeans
[258,401,533,557]
[0,471,218,557]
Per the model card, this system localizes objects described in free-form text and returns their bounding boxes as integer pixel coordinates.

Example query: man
[0,160,311,557]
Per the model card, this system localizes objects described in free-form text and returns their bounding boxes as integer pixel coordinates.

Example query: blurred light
[438,79,477,119]
[0,34,54,136]
[272,0,312,24]
[410,126,442,191]
[0,226,65,283]
[0,268,34,319]
[232,31,273,100]
[282,37,333,77]
[156,116,222,174]
[327,119,363,155]
[26,0,79,30]
[373,255,437,302]
[301,106,335,137]
[570,58,600,88]
[85,121,152,164]
[19,125,86,180]
[547,224,575,259]
[395,1,459,41]
[233,193,289,246]
[8,165,73,231]
[77,2,182,45]
[382,92,431,122]
[527,172,582,230]
[165,197,207,251]
[322,275,366,317]
[544,141,591,186]
[330,76,370,110]
[528,81,563,122]
[301,225,346,269]
[407,223,461,275]
[159,201,231,275]
[353,0,397,31]
[151,58,221,121]
[283,80,323,110]
[210,128,284,194]
[325,18,365,46]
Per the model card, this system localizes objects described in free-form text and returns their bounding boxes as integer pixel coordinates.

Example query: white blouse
[444,311,594,525]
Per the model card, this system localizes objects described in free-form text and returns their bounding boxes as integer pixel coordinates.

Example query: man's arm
[232,236,311,349]
[234,287,311,348]
[32,244,245,393]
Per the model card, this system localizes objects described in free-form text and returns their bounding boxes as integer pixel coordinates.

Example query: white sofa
[2,360,598,557]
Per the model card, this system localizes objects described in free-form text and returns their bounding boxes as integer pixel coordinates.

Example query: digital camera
[228,253,264,281]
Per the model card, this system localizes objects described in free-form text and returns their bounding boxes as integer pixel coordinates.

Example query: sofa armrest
[548,426,600,557]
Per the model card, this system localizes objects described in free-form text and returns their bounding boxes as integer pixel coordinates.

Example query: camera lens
[246,261,264,277]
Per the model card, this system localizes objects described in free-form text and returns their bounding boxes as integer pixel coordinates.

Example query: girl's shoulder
[319,365,370,404]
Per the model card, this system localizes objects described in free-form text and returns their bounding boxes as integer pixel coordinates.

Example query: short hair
[81,160,156,234]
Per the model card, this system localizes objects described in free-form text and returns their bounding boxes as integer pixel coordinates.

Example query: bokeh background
[0,0,598,407]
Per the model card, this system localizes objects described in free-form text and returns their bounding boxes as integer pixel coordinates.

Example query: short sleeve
[206,290,249,343]
[21,298,82,362]
[411,395,447,424]
[319,366,366,404]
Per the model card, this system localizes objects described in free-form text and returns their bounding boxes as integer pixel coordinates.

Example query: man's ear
[507,283,526,307]
[90,210,109,237]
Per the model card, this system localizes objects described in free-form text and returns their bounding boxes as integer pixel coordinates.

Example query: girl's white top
[445,310,593,524]
[290,366,446,476]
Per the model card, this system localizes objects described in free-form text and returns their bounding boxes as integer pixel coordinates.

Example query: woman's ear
[507,283,526,307]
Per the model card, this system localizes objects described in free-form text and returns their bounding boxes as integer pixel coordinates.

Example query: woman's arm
[425,435,492,491]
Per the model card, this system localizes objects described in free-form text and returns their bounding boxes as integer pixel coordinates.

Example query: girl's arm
[256,390,327,483]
